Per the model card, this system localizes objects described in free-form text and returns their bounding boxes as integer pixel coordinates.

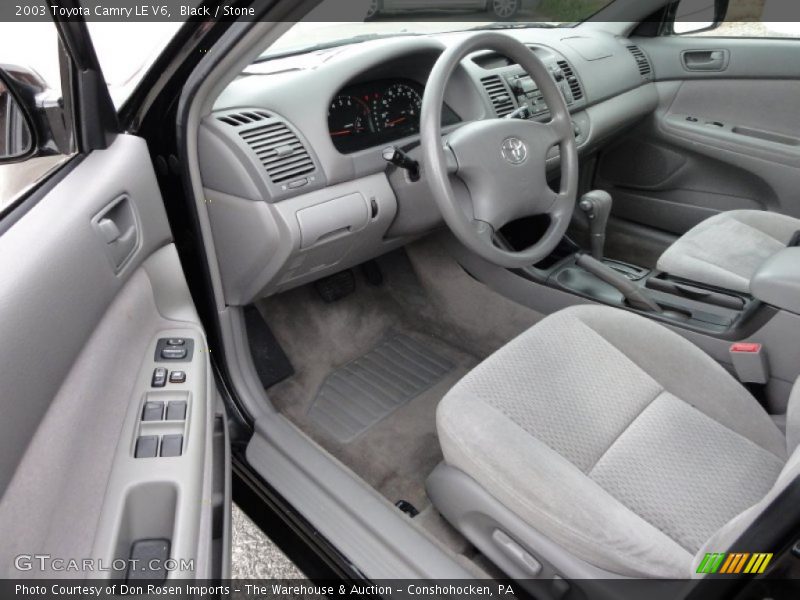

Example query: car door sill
[246,414,473,580]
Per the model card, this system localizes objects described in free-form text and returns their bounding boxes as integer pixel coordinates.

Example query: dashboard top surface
[207,27,651,198]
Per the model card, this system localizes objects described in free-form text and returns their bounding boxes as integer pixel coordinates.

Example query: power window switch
[168,370,186,384]
[161,347,187,360]
[151,368,167,388]
[166,401,187,421]
[160,434,183,458]
[142,401,164,422]
[166,338,185,346]
[135,436,159,458]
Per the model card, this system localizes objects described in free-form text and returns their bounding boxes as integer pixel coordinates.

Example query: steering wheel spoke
[472,219,496,245]
[443,143,459,174]
[521,118,565,150]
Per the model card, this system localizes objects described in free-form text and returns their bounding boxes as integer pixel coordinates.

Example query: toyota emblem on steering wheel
[501,137,528,165]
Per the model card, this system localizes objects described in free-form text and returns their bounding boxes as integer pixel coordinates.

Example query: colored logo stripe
[744,553,773,574]
[697,552,772,574]
[697,553,726,574]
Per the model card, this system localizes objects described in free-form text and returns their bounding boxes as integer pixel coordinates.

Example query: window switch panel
[135,436,159,458]
[160,434,183,457]
[166,401,187,421]
[142,401,164,422]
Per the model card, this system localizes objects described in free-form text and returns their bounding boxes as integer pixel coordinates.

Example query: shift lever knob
[578,190,613,261]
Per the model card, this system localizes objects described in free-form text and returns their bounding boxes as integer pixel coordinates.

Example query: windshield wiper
[255,32,422,62]
[469,22,563,30]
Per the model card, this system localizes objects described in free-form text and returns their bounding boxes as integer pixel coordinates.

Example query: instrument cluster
[328,78,460,154]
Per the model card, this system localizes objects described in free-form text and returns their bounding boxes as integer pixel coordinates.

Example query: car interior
[195,1,800,587]
[2,0,800,594]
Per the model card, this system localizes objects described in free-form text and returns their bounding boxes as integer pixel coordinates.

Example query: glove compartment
[296,192,370,249]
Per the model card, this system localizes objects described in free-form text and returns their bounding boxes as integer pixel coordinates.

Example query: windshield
[261,0,615,60]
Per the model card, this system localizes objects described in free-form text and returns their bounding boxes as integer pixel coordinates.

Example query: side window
[674,0,800,38]
[0,21,76,213]
[86,22,184,108]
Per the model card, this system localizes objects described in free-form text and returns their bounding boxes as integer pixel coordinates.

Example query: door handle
[92,196,140,272]
[97,217,122,243]
[681,49,729,72]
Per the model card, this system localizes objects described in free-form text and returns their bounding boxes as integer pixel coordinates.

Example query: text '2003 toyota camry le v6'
[2,0,800,598]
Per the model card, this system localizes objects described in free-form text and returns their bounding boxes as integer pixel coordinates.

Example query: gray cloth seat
[657,209,800,293]
[433,305,800,578]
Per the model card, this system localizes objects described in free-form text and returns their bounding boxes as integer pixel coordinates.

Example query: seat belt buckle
[730,342,769,384]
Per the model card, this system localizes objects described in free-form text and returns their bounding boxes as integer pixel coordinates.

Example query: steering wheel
[421,32,579,268]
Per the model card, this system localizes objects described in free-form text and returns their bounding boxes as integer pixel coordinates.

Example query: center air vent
[556,60,584,101]
[240,122,316,185]
[627,45,653,79]
[481,75,515,117]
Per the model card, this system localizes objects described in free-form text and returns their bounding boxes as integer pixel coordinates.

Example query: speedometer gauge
[328,95,373,139]
[372,83,422,133]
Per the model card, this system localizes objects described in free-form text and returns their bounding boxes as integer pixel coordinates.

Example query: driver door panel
[0,135,228,580]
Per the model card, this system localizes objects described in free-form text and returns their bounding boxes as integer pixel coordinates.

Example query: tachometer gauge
[372,83,422,133]
[328,95,373,139]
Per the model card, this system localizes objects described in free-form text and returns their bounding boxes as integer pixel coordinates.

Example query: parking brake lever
[576,253,663,313]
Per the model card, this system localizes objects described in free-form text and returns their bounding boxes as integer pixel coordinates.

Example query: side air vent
[240,122,316,184]
[627,45,653,79]
[556,60,584,101]
[216,110,272,127]
[480,75,515,117]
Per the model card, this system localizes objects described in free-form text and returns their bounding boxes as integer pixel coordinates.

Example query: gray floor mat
[308,334,455,442]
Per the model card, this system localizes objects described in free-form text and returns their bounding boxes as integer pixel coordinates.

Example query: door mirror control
[161,347,187,360]
[154,338,194,362]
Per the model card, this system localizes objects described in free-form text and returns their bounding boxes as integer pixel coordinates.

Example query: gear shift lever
[578,190,613,261]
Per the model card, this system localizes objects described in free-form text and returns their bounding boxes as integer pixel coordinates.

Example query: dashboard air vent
[240,122,316,184]
[556,60,584,101]
[480,75,515,117]
[217,110,272,127]
[626,45,653,79]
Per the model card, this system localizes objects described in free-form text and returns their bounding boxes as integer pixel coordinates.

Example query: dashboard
[201,31,660,303]
[328,78,461,154]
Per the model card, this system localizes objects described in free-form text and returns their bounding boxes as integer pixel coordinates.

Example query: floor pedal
[314,270,355,303]
[395,500,419,517]
[361,260,384,286]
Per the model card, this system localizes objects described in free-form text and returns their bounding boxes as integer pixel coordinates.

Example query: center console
[513,190,772,339]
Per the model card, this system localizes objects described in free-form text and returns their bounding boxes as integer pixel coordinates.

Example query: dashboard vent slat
[480,75,515,117]
[556,60,584,101]
[217,110,272,127]
[626,45,653,79]
[240,122,316,184]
